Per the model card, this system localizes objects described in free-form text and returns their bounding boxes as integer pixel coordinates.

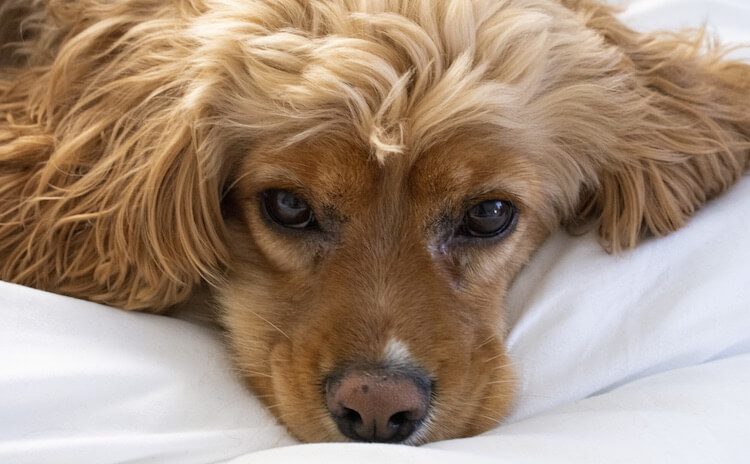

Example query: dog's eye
[459,200,517,238]
[262,189,316,229]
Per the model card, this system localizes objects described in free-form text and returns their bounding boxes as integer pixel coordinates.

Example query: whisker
[474,335,495,350]
[477,394,513,401]
[483,351,508,363]
[485,379,516,386]
[245,308,291,341]
[490,363,514,372]
[240,369,273,378]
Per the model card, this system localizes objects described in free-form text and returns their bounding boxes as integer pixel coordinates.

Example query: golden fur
[1,0,748,444]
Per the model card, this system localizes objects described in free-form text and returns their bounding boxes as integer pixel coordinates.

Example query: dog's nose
[325,369,431,443]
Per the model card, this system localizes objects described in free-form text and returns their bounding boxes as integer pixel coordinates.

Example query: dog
[1,0,748,445]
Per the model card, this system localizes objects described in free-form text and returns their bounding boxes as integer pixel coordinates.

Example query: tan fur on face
[1,0,748,443]
[220,137,547,442]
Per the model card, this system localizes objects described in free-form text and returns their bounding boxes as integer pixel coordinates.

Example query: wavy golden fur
[1,0,749,444]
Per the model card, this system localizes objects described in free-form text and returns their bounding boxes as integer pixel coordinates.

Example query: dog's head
[194,0,747,443]
[8,0,747,445]
[206,0,591,443]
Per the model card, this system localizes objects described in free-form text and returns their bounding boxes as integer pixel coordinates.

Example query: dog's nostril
[342,407,362,425]
[388,411,408,427]
[325,368,431,443]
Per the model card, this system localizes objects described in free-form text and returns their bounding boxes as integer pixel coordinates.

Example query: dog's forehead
[408,136,536,201]
[242,135,537,209]
[242,139,382,204]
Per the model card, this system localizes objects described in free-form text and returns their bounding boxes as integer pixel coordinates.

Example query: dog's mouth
[242,324,516,445]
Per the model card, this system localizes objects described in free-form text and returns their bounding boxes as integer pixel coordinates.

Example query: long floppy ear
[0,3,228,311]
[563,0,750,251]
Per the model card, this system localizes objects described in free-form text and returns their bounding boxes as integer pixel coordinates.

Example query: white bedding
[2,1,750,463]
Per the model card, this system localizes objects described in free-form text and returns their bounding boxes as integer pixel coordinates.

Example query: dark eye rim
[259,188,319,231]
[455,199,519,241]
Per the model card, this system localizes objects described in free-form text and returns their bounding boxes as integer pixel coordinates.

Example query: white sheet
[2,1,749,463]
[0,282,296,463]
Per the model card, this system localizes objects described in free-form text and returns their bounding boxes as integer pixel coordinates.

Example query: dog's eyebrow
[236,164,307,190]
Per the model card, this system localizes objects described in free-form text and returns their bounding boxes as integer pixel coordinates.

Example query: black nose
[325,368,431,443]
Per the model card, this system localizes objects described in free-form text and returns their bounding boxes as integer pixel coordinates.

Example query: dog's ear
[563,0,750,251]
[0,6,228,311]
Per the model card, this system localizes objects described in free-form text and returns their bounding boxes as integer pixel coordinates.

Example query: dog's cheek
[266,315,353,442]
[430,309,515,440]
[216,265,314,410]
[218,287,276,397]
[218,236,334,440]
[424,219,548,438]
[464,340,516,437]
[267,340,341,443]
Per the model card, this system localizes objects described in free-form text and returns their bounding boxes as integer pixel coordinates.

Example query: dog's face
[194,0,749,444]
[218,133,555,442]
[200,0,610,442]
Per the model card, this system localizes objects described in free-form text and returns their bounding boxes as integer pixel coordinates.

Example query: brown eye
[262,189,316,229]
[460,200,517,238]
